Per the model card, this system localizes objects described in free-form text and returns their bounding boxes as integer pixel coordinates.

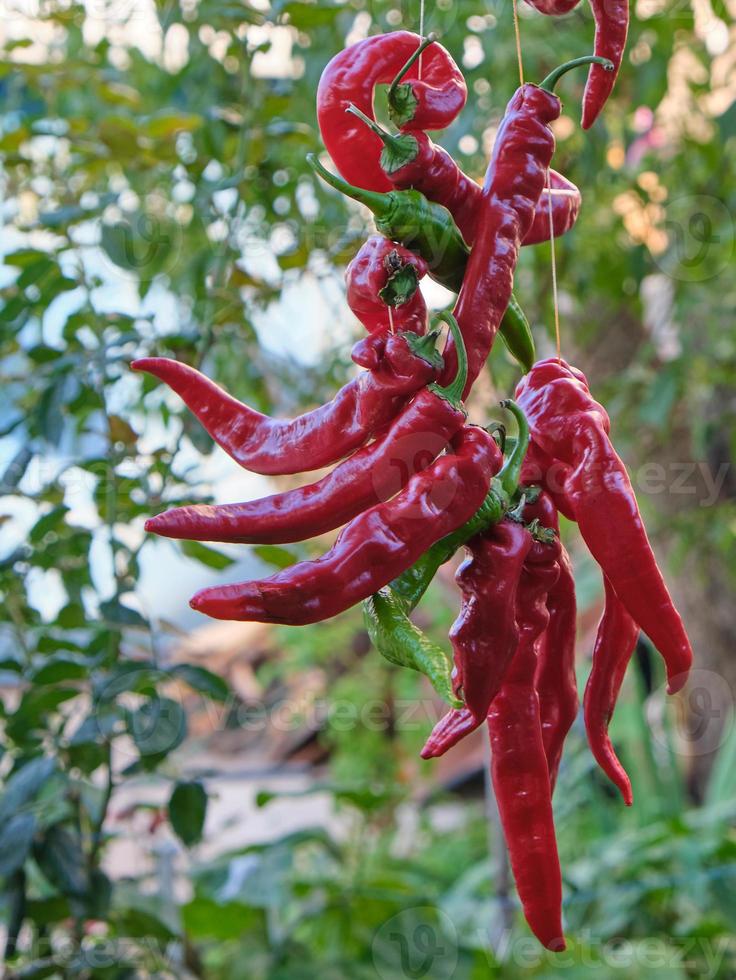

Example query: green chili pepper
[363,587,462,708]
[307,154,535,372]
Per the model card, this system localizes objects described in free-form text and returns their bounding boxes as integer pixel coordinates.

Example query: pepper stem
[497,400,530,497]
[346,104,396,147]
[388,33,439,103]
[306,153,391,218]
[539,56,614,93]
[428,312,468,407]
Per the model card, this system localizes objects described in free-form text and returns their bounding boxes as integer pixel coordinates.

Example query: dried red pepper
[189,424,499,624]
[524,0,581,11]
[421,519,532,759]
[583,0,630,129]
[317,32,467,193]
[146,313,472,546]
[487,533,565,951]
[584,575,639,805]
[515,358,692,693]
[132,329,441,477]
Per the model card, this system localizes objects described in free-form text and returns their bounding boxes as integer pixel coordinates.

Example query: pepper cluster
[134,27,691,951]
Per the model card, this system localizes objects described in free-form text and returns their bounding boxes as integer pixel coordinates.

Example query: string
[546,168,562,362]
[511,0,524,85]
[418,0,426,79]
[388,305,395,334]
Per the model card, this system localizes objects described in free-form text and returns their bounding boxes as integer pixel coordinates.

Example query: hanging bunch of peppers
[134,12,692,952]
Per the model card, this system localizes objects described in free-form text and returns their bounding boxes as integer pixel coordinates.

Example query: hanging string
[418,0,426,79]
[388,305,395,334]
[512,0,524,85]
[546,168,562,361]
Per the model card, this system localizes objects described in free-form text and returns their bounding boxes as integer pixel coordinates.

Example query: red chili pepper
[582,0,630,129]
[584,575,638,805]
[346,107,581,249]
[346,236,428,370]
[515,358,692,693]
[146,313,478,547]
[189,424,500,624]
[487,533,565,952]
[523,0,581,12]
[132,330,441,477]
[420,520,532,760]
[525,492,578,789]
[317,32,466,193]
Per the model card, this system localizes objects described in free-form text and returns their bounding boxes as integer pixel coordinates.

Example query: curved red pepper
[346,236,428,370]
[189,425,499,624]
[440,84,560,394]
[584,575,638,805]
[145,387,469,545]
[132,331,440,476]
[317,31,467,193]
[582,0,629,129]
[515,358,692,693]
[420,520,531,759]
[523,0,581,12]
[487,534,565,951]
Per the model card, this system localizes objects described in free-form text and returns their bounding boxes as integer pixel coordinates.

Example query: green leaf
[31,656,88,685]
[180,539,235,570]
[33,824,89,899]
[99,598,147,629]
[169,663,230,702]
[168,781,207,846]
[0,812,37,877]
[129,697,187,757]
[252,544,299,569]
[0,756,56,823]
[143,111,202,139]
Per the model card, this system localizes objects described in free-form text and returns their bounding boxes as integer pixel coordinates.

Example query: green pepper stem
[346,104,397,148]
[428,312,467,406]
[306,153,390,218]
[388,33,439,103]
[539,56,614,93]
[497,399,529,497]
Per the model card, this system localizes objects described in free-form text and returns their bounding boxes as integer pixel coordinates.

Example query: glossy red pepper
[582,0,629,129]
[317,32,467,193]
[346,236,428,370]
[146,313,473,547]
[132,330,440,477]
[584,575,638,805]
[515,357,692,693]
[189,425,499,624]
[346,108,581,249]
[420,520,531,759]
[487,533,565,951]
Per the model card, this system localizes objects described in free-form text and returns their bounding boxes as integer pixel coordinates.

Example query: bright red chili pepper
[346,236,428,370]
[582,0,629,129]
[189,424,499,624]
[132,330,441,477]
[524,0,581,10]
[487,533,565,952]
[346,108,581,249]
[420,520,531,759]
[525,492,578,789]
[584,575,638,805]
[515,358,692,693]
[146,313,478,547]
[317,32,467,193]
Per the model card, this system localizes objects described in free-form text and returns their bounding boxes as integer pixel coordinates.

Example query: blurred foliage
[0,0,735,975]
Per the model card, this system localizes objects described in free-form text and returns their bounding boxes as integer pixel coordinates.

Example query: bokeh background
[0,0,735,976]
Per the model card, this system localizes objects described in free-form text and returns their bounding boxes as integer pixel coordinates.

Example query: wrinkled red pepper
[487,533,565,951]
[317,31,467,193]
[515,358,692,693]
[189,424,499,624]
[132,330,440,476]
[583,0,629,129]
[584,575,639,805]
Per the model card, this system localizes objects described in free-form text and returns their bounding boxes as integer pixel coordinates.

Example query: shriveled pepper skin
[440,85,560,395]
[584,575,638,805]
[132,332,439,477]
[374,129,581,249]
[317,31,467,193]
[582,0,629,129]
[189,425,498,625]
[516,358,692,693]
[145,388,467,545]
[421,520,532,759]
[487,535,565,952]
